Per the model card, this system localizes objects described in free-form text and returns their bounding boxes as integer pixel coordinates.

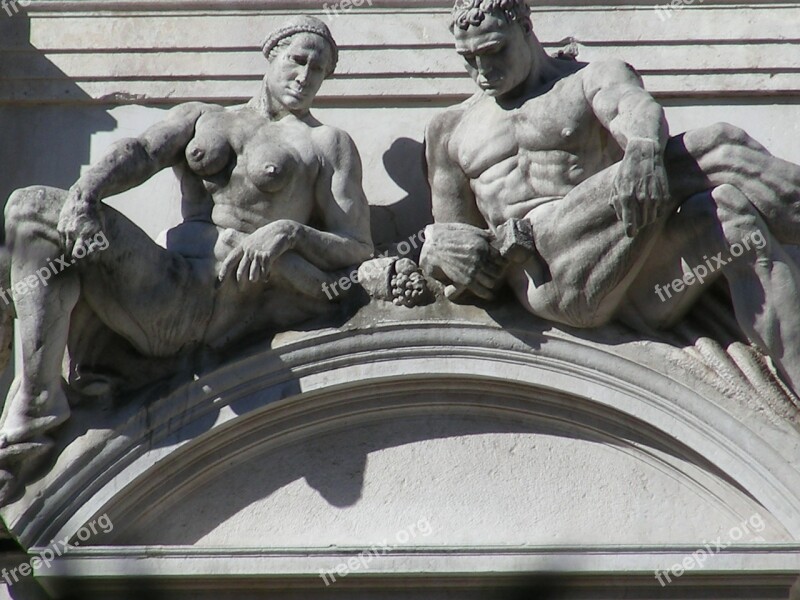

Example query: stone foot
[1,379,71,445]
[0,437,54,506]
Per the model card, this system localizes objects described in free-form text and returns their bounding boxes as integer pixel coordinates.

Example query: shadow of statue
[371,137,432,255]
[0,14,117,242]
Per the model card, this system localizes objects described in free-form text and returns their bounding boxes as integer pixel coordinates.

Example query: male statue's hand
[419,222,506,300]
[218,220,299,286]
[610,137,670,237]
[58,185,105,261]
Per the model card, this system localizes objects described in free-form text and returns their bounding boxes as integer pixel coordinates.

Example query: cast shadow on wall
[111,399,724,545]
[371,137,432,252]
[0,14,116,243]
[0,12,116,402]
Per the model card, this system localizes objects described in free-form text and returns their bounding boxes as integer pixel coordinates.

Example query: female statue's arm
[57,102,223,257]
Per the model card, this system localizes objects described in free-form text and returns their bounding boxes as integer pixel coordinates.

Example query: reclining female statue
[0,16,373,497]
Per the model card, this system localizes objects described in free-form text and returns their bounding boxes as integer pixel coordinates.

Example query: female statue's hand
[57,185,105,261]
[218,220,300,286]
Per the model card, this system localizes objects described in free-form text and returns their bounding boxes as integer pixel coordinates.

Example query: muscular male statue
[421,0,800,393]
[0,16,372,493]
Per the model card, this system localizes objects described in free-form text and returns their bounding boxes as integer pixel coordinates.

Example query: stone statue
[0,16,373,500]
[421,0,800,394]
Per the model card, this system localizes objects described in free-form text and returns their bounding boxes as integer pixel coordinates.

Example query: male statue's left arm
[583,59,671,237]
[218,128,373,284]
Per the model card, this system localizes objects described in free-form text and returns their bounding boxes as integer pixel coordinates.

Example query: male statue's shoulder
[582,58,643,85]
[425,95,479,146]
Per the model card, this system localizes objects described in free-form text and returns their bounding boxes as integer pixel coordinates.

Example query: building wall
[2,1,800,598]
[2,0,800,244]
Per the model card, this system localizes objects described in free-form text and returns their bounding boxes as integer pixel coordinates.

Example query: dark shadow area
[36,579,169,600]
[0,14,116,243]
[118,384,737,545]
[31,570,799,599]
[371,137,432,253]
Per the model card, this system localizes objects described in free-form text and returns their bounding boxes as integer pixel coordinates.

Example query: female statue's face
[266,33,334,113]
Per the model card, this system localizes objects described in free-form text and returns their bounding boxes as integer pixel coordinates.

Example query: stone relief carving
[0,16,373,503]
[2,1,800,511]
[419,0,800,398]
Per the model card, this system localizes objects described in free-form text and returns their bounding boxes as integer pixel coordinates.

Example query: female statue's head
[261,16,339,113]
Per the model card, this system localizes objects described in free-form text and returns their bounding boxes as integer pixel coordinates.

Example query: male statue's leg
[673,123,800,245]
[618,190,728,331]
[618,183,800,391]
[507,165,682,329]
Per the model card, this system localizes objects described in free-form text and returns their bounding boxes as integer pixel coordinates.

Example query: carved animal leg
[712,184,800,392]
[672,122,800,245]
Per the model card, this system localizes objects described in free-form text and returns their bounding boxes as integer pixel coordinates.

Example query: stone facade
[1,1,800,598]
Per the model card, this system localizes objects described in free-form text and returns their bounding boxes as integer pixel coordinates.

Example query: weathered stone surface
[2,299,799,596]
[421,0,800,399]
[0,16,373,506]
[2,2,800,597]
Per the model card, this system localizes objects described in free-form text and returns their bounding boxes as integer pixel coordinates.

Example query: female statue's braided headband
[261,18,339,76]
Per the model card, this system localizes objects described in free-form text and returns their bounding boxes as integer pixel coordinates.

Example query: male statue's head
[261,16,338,113]
[450,0,543,98]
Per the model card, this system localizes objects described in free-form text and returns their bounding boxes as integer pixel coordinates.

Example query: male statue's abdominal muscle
[456,62,625,232]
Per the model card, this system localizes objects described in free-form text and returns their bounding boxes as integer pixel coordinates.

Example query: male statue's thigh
[517,165,667,328]
[620,191,727,330]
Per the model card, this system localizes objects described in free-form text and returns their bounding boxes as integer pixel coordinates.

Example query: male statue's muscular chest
[453,70,610,192]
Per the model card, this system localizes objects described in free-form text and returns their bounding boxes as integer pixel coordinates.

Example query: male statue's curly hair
[450,0,532,33]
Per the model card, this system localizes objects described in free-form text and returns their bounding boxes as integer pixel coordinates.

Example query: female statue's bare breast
[183,109,320,234]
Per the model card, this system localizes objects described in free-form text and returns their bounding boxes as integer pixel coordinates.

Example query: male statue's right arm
[419,110,505,301]
[57,102,223,258]
[582,60,671,237]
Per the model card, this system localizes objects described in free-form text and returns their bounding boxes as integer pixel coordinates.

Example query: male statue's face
[266,33,333,112]
[454,13,533,98]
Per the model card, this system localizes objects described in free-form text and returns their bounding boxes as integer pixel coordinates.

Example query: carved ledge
[5,3,800,106]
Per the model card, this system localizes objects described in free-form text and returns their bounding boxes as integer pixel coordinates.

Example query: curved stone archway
[2,303,797,597]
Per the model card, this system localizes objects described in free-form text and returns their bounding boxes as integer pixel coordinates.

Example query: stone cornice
[19,0,800,11]
[3,2,800,105]
[33,545,800,582]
